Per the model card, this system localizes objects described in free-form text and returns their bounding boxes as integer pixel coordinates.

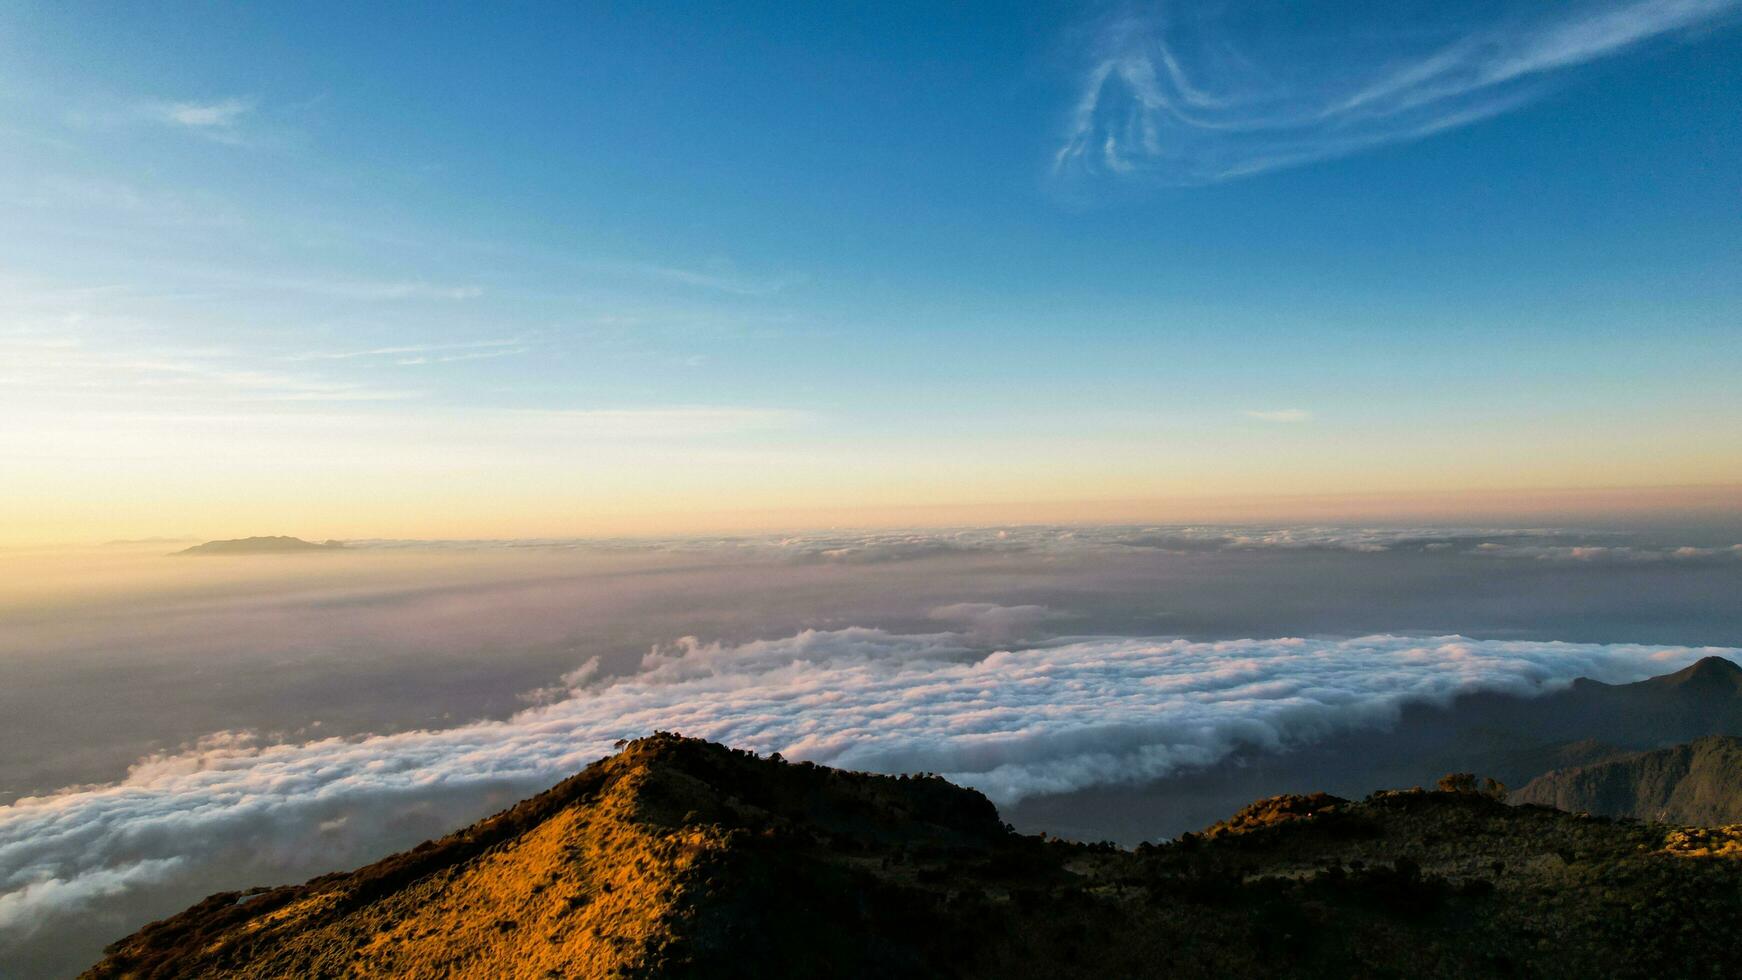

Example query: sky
[2,1,1741,543]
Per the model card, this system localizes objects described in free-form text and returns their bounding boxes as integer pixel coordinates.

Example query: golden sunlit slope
[83,734,1016,979]
[88,735,1742,979]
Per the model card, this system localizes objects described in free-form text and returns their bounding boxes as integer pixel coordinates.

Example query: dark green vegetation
[1514,734,1742,823]
[87,734,1742,979]
[174,536,347,555]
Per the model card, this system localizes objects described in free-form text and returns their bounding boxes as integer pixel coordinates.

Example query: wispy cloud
[134,97,257,145]
[600,260,802,297]
[288,338,527,362]
[1244,408,1310,423]
[246,277,482,301]
[1055,0,1742,185]
[502,406,808,439]
[0,333,419,404]
[394,347,529,365]
[149,98,253,129]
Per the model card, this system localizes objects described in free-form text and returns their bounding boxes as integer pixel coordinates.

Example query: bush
[1437,773,1508,800]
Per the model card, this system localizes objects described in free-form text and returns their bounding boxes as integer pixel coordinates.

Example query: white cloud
[288,338,526,362]
[1,627,1733,964]
[928,602,1062,641]
[0,406,813,473]
[152,98,253,129]
[1244,408,1310,423]
[345,525,1742,565]
[1470,541,1742,563]
[119,98,260,145]
[0,334,421,405]
[1055,0,1742,185]
[221,276,482,301]
[637,263,799,297]
[500,406,808,440]
[0,328,803,450]
[394,347,527,365]
[0,858,184,933]
[595,260,802,297]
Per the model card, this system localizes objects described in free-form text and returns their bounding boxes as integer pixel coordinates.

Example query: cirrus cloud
[1056,0,1742,185]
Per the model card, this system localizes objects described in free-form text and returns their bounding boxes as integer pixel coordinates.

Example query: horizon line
[14,481,1742,550]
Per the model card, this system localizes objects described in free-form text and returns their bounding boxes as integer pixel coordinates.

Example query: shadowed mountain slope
[1011,656,1742,842]
[86,734,1742,979]
[1513,734,1742,823]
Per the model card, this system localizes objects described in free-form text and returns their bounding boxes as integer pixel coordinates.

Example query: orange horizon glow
[9,481,1740,550]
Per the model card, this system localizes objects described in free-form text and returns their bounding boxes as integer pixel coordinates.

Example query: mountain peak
[1653,656,1742,692]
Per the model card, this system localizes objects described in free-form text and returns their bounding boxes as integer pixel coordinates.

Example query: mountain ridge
[1631,655,1742,693]
[85,733,1742,979]
[173,536,347,556]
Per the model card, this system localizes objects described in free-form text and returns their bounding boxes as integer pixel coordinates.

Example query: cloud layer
[2,626,1735,972]
[1056,0,1742,184]
[350,524,1742,564]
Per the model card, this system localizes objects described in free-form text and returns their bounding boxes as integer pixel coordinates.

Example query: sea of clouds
[2,621,1737,973]
[348,523,1742,564]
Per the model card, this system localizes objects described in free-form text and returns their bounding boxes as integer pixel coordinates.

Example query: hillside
[1513,735,1742,823]
[86,734,1742,979]
[1549,656,1742,744]
[1010,656,1742,841]
[174,536,346,556]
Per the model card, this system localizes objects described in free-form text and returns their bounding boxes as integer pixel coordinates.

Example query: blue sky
[2,2,1740,540]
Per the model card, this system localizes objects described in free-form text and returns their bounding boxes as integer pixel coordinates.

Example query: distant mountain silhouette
[85,734,1742,979]
[174,536,346,556]
[1513,734,1742,824]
